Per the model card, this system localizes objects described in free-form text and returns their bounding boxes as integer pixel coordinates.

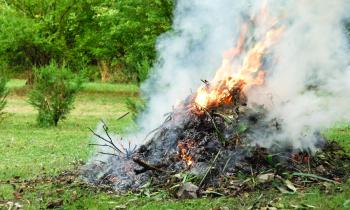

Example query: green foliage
[80,66,100,82]
[0,61,8,121]
[81,0,173,82]
[28,62,82,127]
[0,0,96,74]
[0,0,174,82]
[0,5,43,72]
[0,76,8,121]
[238,122,249,134]
[136,60,152,83]
[126,97,145,120]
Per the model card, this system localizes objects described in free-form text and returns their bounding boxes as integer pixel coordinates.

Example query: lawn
[0,80,349,209]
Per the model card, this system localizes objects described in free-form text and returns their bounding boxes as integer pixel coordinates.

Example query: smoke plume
[131,0,350,150]
[248,0,350,150]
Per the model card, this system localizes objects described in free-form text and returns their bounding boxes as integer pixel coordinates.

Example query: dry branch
[133,158,168,173]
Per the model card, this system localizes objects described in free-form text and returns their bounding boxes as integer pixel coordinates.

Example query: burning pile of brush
[82,7,350,197]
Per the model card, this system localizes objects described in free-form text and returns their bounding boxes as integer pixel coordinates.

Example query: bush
[28,62,82,127]
[80,66,100,82]
[0,76,8,121]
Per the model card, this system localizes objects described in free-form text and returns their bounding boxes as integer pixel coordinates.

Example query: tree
[0,1,96,78]
[0,72,8,121]
[0,5,45,82]
[74,0,174,82]
[0,0,174,83]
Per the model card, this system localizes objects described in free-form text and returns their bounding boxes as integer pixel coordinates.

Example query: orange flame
[178,141,195,166]
[193,11,284,111]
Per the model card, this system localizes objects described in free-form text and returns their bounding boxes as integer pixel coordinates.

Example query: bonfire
[82,8,350,198]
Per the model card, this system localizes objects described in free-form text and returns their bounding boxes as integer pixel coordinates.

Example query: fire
[193,11,284,111]
[177,140,195,167]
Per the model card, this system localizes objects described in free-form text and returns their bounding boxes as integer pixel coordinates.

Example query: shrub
[80,66,100,82]
[136,60,151,83]
[28,62,82,127]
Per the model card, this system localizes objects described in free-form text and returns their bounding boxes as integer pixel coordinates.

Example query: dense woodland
[0,0,173,83]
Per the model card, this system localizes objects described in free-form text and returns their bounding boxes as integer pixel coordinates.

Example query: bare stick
[89,127,124,154]
[200,79,210,87]
[117,112,129,121]
[89,143,117,151]
[101,120,115,143]
[100,120,123,152]
[222,156,232,173]
[133,158,168,173]
[201,107,226,143]
[143,125,163,142]
[143,111,174,142]
[98,152,120,157]
[96,160,107,164]
[292,172,340,184]
[199,150,222,187]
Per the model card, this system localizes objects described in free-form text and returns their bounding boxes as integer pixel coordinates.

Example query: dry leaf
[284,180,297,192]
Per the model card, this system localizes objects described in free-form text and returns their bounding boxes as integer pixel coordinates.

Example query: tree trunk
[98,60,110,82]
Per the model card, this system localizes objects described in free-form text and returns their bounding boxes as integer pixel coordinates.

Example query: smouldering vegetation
[0,80,349,209]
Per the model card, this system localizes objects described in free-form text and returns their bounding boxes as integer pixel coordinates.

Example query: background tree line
[0,0,349,126]
[0,0,173,126]
[0,0,173,83]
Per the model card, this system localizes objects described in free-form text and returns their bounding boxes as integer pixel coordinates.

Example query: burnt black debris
[82,86,350,195]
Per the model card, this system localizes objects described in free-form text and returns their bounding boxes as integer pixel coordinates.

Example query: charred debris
[82,83,350,198]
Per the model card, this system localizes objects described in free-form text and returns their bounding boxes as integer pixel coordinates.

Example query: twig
[251,193,264,209]
[200,79,210,87]
[212,112,234,123]
[101,120,114,143]
[278,155,307,173]
[142,110,176,143]
[199,150,222,187]
[89,143,116,151]
[292,172,340,184]
[199,105,217,129]
[202,108,226,143]
[222,156,232,173]
[117,112,129,121]
[117,140,136,158]
[98,152,120,157]
[89,127,124,154]
[143,125,163,142]
[125,141,137,157]
[96,160,107,164]
[133,158,168,173]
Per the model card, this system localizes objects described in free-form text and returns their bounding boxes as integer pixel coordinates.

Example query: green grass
[0,79,349,209]
[6,79,139,96]
[324,124,350,152]
[82,82,139,93]
[6,79,26,89]
[1,80,135,180]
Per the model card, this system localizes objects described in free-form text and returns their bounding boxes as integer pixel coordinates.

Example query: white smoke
[133,0,248,143]
[248,0,350,150]
[132,0,350,150]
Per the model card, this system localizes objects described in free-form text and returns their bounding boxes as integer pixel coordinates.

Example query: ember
[177,139,196,167]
